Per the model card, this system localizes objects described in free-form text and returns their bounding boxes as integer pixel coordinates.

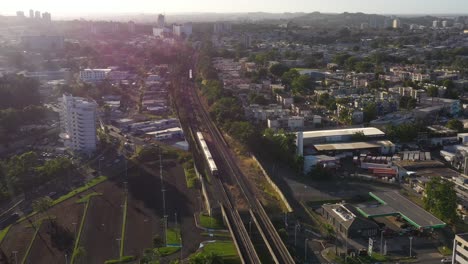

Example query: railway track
[175,77,261,263]
[188,78,295,264]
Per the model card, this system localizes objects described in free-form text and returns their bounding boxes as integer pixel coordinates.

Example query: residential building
[128,21,136,33]
[157,14,165,27]
[320,203,379,239]
[173,23,193,37]
[29,9,34,18]
[393,18,401,29]
[79,69,111,83]
[16,11,25,17]
[267,116,304,131]
[34,11,41,19]
[59,95,98,153]
[153,27,171,37]
[433,20,440,28]
[453,233,468,263]
[213,22,231,34]
[42,12,51,22]
[21,35,64,50]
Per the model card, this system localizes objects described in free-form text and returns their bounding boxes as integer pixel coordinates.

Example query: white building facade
[60,95,98,153]
[79,69,111,83]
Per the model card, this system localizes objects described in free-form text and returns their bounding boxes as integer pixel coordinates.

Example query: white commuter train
[196,132,219,176]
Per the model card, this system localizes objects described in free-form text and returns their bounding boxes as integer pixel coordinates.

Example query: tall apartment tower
[453,233,468,263]
[60,94,98,154]
[29,9,34,18]
[392,18,401,29]
[157,14,165,27]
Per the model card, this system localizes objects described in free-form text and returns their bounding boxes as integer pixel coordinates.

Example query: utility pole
[12,251,18,264]
[380,230,383,254]
[175,211,177,226]
[295,224,300,247]
[304,238,309,262]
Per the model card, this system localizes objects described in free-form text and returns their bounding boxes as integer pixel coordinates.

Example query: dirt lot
[126,162,204,262]
[0,156,205,264]
[1,189,87,264]
[0,223,35,263]
[79,181,125,264]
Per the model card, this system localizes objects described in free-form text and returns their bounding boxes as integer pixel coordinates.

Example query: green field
[166,228,181,245]
[156,247,180,256]
[0,225,11,244]
[203,241,237,256]
[199,214,225,229]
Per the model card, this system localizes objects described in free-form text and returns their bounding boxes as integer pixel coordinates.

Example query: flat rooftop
[300,127,385,139]
[357,191,445,229]
[314,141,383,151]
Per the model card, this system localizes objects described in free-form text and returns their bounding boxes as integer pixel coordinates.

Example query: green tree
[210,97,243,124]
[269,63,290,78]
[427,86,439,97]
[281,69,300,86]
[363,103,377,123]
[32,196,53,221]
[291,75,313,95]
[423,177,458,224]
[446,119,464,132]
[226,121,256,144]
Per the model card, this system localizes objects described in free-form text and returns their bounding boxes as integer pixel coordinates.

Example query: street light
[295,223,300,247]
[249,220,252,237]
[12,251,18,264]
[72,222,77,238]
[65,254,68,264]
[409,236,413,258]
[304,238,309,262]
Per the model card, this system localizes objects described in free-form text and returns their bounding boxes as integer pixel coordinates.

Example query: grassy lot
[70,199,91,264]
[21,221,42,264]
[52,176,107,206]
[196,241,239,263]
[0,225,11,245]
[199,213,225,229]
[156,247,180,256]
[76,192,102,203]
[120,194,128,258]
[201,232,231,238]
[184,167,198,188]
[438,246,453,256]
[166,228,181,245]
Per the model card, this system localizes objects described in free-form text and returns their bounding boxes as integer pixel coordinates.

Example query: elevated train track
[187,76,295,263]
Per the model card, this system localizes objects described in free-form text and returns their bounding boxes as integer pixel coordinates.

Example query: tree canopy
[423,177,458,224]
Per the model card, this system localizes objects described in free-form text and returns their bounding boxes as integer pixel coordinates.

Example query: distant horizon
[2,0,468,18]
[2,11,468,20]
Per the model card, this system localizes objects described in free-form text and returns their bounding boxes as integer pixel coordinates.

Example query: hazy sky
[2,0,467,16]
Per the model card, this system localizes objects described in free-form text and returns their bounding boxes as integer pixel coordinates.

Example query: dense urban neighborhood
[0,5,468,264]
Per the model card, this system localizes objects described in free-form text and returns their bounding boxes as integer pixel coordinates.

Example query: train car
[196,132,219,176]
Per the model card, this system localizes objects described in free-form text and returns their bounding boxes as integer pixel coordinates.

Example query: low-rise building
[79,69,112,83]
[320,203,379,239]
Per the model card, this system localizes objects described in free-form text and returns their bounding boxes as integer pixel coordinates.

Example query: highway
[175,65,295,263]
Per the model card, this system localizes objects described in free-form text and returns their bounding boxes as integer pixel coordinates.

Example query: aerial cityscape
[0,1,468,264]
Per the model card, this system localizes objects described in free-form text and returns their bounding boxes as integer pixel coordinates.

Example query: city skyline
[2,0,468,16]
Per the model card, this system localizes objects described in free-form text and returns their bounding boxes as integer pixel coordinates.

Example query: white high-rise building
[173,23,193,37]
[433,20,440,28]
[392,18,401,29]
[60,95,98,153]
